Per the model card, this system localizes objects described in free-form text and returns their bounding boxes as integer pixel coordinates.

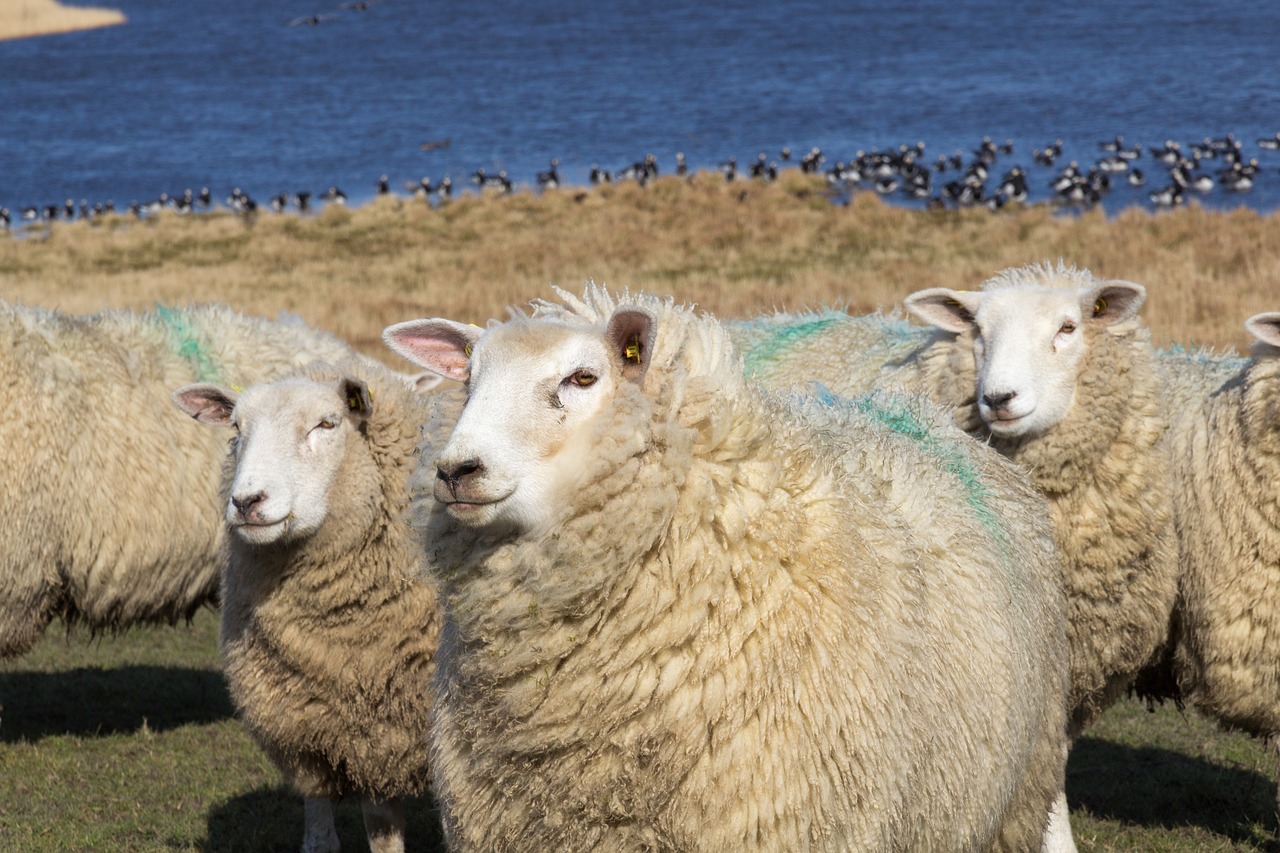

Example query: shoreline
[0,0,125,42]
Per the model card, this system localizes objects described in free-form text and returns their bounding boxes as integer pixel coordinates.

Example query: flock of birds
[5,132,1280,232]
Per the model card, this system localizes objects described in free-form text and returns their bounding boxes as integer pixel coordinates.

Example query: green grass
[2,612,1278,850]
[0,611,445,852]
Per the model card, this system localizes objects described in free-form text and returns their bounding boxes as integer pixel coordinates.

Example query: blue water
[4,0,1280,214]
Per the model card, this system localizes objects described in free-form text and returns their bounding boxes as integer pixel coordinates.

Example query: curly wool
[737,265,1179,736]
[1167,342,1280,736]
[0,301,367,658]
[417,288,1069,852]
[727,308,931,396]
[220,360,446,800]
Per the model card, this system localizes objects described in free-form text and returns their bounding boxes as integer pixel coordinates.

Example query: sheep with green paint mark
[383,285,1070,852]
[0,301,389,659]
[740,262,1180,853]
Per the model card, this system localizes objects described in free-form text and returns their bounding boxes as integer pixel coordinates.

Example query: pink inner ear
[384,320,477,380]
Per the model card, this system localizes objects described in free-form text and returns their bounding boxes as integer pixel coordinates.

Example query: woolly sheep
[382,285,1070,852]
[0,301,415,660]
[739,264,1180,737]
[172,360,448,853]
[1160,315,1280,770]
[735,263,1180,852]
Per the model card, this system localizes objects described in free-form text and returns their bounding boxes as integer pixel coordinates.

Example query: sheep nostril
[983,391,1017,408]
[232,492,266,517]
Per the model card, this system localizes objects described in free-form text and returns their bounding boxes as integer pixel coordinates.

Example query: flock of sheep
[4,260,1279,852]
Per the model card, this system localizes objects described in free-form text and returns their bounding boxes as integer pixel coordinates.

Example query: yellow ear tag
[464,342,473,357]
[624,334,641,363]
[1093,297,1107,317]
[230,385,244,393]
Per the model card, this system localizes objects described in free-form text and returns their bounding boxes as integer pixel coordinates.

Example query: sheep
[892,263,1180,737]
[739,264,1180,733]
[1160,314,1280,780]
[382,285,1071,852]
[731,263,1180,852]
[0,300,408,660]
[172,359,448,853]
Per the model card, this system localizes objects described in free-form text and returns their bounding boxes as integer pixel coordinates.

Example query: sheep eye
[317,418,338,431]
[1059,321,1077,335]
[567,369,597,388]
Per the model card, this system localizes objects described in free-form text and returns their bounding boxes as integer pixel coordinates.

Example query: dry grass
[3,171,1275,359]
[0,0,125,41]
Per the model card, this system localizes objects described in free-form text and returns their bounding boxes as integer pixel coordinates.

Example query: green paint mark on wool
[740,315,843,376]
[848,392,1008,548]
[154,305,220,382]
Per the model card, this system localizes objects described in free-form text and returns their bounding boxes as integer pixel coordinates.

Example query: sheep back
[220,360,445,800]
[0,301,363,658]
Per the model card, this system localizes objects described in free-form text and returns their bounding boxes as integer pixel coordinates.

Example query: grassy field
[2,173,1280,850]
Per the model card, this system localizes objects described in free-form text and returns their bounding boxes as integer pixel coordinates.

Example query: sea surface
[4,0,1280,214]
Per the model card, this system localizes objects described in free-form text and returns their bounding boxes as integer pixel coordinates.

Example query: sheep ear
[607,307,656,382]
[382,319,482,382]
[172,383,238,426]
[903,288,982,333]
[1088,281,1146,326]
[340,377,372,425]
[1244,312,1280,348]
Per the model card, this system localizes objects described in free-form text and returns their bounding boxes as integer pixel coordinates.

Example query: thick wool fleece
[220,361,445,800]
[727,309,932,396]
[1167,343,1280,736]
[740,268,1179,736]
[0,301,365,658]
[416,289,1069,852]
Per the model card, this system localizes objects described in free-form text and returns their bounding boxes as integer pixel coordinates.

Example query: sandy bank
[0,0,125,41]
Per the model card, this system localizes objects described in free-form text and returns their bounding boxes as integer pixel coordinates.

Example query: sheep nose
[232,491,266,519]
[437,459,483,494]
[983,390,1017,409]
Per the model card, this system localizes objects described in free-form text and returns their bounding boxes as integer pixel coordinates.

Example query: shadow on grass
[205,785,446,852]
[1069,735,1280,848]
[0,665,234,742]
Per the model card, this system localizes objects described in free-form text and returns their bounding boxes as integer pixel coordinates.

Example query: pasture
[1,171,1278,850]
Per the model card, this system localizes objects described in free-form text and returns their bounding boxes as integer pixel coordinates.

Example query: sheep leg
[1040,790,1078,853]
[361,797,406,853]
[301,796,340,853]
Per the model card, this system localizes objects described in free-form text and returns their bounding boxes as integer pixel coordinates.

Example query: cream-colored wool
[728,308,932,395]
[738,264,1179,736]
[1165,332,1280,738]
[176,360,454,853]
[406,287,1070,852]
[0,301,369,658]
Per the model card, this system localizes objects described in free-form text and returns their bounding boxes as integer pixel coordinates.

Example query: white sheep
[736,262,1180,852]
[0,301,407,660]
[383,285,1071,852]
[1159,314,1280,784]
[172,360,448,853]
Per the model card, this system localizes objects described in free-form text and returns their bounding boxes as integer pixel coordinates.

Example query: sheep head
[172,375,373,546]
[903,265,1146,439]
[383,307,655,534]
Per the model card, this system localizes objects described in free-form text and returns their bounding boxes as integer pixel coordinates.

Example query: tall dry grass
[2,171,1277,359]
[0,0,125,41]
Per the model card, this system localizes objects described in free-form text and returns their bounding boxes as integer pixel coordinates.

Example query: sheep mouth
[437,489,515,520]
[229,517,291,541]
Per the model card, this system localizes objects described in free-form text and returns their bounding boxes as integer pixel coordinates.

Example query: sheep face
[172,376,372,546]
[904,276,1146,439]
[383,310,654,533]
